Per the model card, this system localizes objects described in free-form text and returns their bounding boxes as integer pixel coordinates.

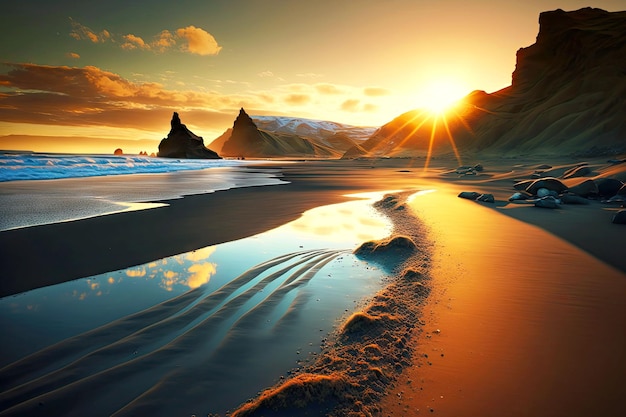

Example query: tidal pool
[0,192,393,416]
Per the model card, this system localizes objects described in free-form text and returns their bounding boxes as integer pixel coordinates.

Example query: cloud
[65,52,80,59]
[296,72,324,79]
[258,70,274,78]
[69,19,221,56]
[363,103,378,112]
[315,83,343,95]
[285,94,311,106]
[341,99,360,112]
[121,34,150,51]
[363,87,390,97]
[0,62,385,134]
[0,63,259,131]
[340,99,378,113]
[69,19,111,43]
[152,30,176,52]
[176,26,222,56]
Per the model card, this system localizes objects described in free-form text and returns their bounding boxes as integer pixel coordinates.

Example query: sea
[0,151,287,231]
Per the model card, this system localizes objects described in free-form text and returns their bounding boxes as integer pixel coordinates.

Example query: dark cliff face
[512,8,625,95]
[221,108,266,157]
[344,8,626,159]
[157,112,221,159]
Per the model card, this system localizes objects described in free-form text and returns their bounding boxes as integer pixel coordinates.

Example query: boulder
[567,178,599,197]
[513,179,534,191]
[562,165,591,179]
[509,191,532,202]
[536,188,558,198]
[157,112,221,159]
[612,210,626,224]
[525,177,568,195]
[477,193,495,203]
[114,148,123,155]
[458,191,481,200]
[534,196,560,209]
[595,178,624,197]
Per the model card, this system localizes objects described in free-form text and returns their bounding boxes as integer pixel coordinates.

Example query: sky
[0,0,624,153]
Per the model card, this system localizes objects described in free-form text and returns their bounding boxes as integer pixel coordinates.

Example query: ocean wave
[0,152,250,182]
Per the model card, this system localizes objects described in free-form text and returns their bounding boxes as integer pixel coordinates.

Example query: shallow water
[0,164,286,231]
[0,152,262,182]
[0,193,392,416]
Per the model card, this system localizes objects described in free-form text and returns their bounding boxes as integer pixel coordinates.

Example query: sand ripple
[0,249,354,416]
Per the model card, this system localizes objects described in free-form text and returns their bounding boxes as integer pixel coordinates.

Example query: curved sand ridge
[230,192,432,417]
[0,248,361,416]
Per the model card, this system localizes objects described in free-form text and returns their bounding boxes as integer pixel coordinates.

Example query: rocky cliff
[157,112,221,159]
[344,8,626,159]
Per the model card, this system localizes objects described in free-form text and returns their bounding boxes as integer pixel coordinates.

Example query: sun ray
[440,112,462,167]
[367,110,428,156]
[423,115,438,172]
[395,113,432,150]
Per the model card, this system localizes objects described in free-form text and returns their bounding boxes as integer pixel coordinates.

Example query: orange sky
[1,0,624,154]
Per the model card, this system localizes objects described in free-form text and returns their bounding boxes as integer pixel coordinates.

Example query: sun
[418,78,469,114]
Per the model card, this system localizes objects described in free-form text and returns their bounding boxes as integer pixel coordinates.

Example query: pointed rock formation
[219,108,344,158]
[157,112,221,159]
[221,108,267,157]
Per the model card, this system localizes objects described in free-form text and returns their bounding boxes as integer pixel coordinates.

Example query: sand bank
[381,181,626,416]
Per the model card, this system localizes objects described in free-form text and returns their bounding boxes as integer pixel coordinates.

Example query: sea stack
[220,108,266,158]
[157,112,221,159]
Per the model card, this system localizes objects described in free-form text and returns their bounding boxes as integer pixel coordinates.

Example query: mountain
[157,112,221,159]
[212,109,374,158]
[343,8,626,159]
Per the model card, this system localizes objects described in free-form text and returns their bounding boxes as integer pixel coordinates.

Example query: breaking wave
[0,152,254,182]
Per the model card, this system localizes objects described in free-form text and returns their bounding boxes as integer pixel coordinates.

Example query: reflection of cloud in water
[126,268,147,277]
[161,271,179,292]
[104,247,220,292]
[287,202,389,243]
[159,262,217,291]
[184,246,217,262]
[187,262,217,289]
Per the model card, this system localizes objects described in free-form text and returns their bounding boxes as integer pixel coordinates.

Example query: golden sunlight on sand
[382,183,626,416]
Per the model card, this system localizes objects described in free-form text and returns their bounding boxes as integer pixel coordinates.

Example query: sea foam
[0,152,249,182]
[0,152,287,230]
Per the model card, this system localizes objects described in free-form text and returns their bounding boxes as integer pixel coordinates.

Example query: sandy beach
[1,156,625,416]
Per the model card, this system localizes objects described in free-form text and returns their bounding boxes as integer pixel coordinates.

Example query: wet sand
[0,159,426,297]
[381,180,626,416]
[1,156,625,416]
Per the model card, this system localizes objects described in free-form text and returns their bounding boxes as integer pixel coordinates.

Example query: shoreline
[1,156,625,415]
[0,159,430,297]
